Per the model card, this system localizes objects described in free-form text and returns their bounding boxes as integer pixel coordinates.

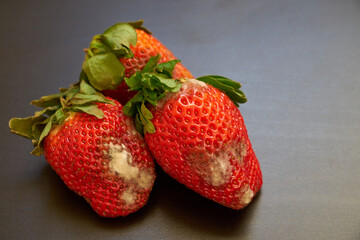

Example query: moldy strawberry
[121,56,263,209]
[9,80,156,217]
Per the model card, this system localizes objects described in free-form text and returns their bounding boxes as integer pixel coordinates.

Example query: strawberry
[145,79,262,209]
[122,57,263,209]
[81,20,193,105]
[9,81,156,217]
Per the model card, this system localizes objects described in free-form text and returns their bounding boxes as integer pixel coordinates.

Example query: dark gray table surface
[1,0,359,239]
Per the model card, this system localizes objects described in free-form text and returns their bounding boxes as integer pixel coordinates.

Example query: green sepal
[9,80,113,156]
[88,35,111,56]
[83,52,125,91]
[102,23,137,58]
[9,115,47,140]
[140,54,181,79]
[31,114,51,143]
[35,105,60,118]
[141,54,162,73]
[31,93,62,108]
[137,104,155,134]
[69,104,105,119]
[156,76,182,92]
[141,102,153,120]
[123,91,144,116]
[127,19,152,34]
[196,75,247,106]
[64,86,80,103]
[125,71,143,91]
[70,93,113,105]
[31,119,52,156]
[155,59,181,78]
[79,79,97,94]
[134,114,144,135]
[143,89,158,106]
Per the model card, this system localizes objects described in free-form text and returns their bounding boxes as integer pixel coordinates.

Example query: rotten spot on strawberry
[186,145,240,187]
[121,188,137,206]
[107,142,154,189]
[240,187,254,205]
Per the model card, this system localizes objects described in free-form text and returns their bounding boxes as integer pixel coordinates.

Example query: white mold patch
[121,188,136,205]
[207,155,232,187]
[108,143,139,181]
[240,187,254,205]
[194,140,251,187]
[137,170,154,189]
[108,143,153,189]
[188,149,234,187]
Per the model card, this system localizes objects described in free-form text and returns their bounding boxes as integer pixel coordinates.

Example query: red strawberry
[82,20,193,105]
[145,79,262,209]
[9,81,156,217]
[121,58,262,209]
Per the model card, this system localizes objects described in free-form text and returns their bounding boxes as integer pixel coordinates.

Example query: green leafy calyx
[82,20,148,91]
[9,81,113,156]
[122,54,182,134]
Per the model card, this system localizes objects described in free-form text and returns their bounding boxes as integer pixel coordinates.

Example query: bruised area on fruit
[43,102,155,217]
[145,81,262,209]
[102,29,193,105]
